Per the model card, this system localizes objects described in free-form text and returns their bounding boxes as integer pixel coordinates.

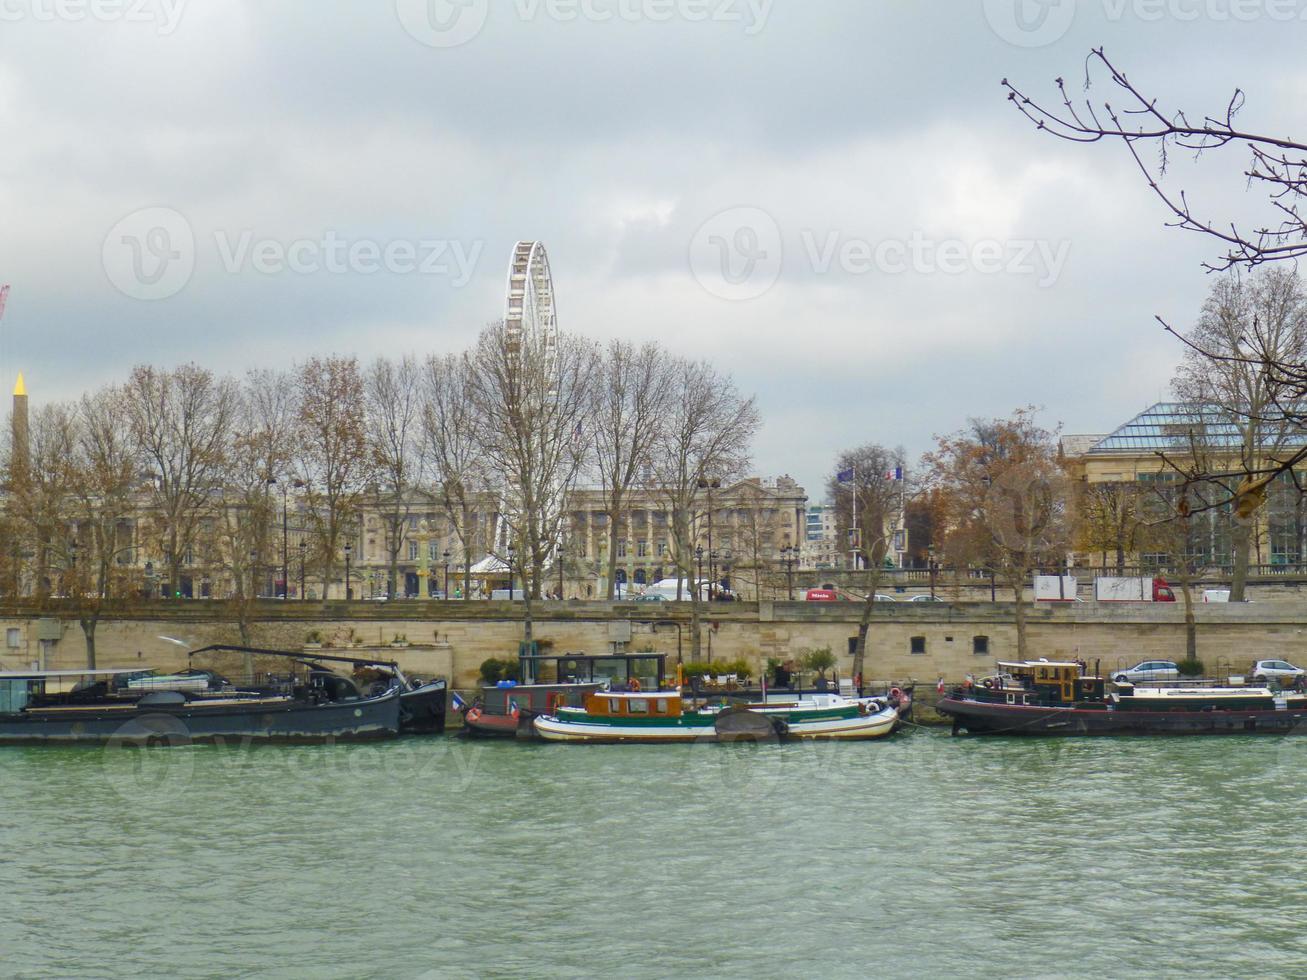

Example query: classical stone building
[1061,402,1307,571]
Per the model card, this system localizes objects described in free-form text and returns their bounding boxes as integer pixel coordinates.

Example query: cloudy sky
[1,1,1303,497]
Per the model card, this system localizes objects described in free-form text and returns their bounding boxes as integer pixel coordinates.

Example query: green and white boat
[532,689,901,743]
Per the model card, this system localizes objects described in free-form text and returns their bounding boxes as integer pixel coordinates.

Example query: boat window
[0,679,32,713]
[628,698,649,714]
[655,699,668,714]
[608,698,622,714]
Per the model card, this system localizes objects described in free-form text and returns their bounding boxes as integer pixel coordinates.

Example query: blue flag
[836,467,854,483]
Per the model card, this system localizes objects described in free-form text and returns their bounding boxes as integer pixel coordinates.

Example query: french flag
[885,467,903,481]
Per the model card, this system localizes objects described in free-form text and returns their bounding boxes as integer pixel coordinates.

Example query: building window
[910,636,926,655]
[973,635,989,655]
[428,541,438,561]
[656,540,667,556]
[617,541,627,558]
[408,541,418,561]
[5,629,19,649]
[637,540,648,558]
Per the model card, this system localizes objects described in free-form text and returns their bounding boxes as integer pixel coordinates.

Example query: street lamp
[298,539,307,601]
[266,476,302,599]
[928,545,937,600]
[443,549,451,599]
[344,543,352,601]
[555,544,564,599]
[781,545,797,600]
[249,548,258,599]
[695,546,704,601]
[507,543,516,600]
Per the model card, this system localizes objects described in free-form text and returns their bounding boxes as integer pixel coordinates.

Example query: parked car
[633,594,666,602]
[805,588,840,601]
[1250,660,1306,685]
[873,594,897,602]
[909,594,946,603]
[1111,660,1181,684]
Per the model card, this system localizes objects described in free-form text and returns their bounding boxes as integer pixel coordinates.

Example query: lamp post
[928,545,937,600]
[249,548,258,599]
[344,543,352,601]
[697,477,721,599]
[695,546,704,601]
[443,549,451,599]
[709,550,718,601]
[507,543,516,600]
[68,539,78,597]
[555,544,564,599]
[298,539,307,601]
[781,545,797,600]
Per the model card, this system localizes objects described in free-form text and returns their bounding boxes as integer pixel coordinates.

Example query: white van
[1203,590,1231,603]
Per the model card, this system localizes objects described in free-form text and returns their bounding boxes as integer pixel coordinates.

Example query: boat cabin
[579,690,684,719]
[990,660,1105,704]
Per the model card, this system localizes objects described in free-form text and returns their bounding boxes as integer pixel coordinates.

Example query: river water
[2,729,1305,979]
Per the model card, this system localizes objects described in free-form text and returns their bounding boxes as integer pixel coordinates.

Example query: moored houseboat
[532,688,901,743]
[0,665,403,745]
[938,659,1307,736]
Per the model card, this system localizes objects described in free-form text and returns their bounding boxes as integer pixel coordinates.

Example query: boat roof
[997,660,1083,669]
[1127,687,1275,698]
[595,690,681,699]
[0,668,144,679]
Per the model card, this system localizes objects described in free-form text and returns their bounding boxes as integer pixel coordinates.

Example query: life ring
[890,687,904,702]
[983,679,995,689]
[628,678,642,692]
[465,707,482,723]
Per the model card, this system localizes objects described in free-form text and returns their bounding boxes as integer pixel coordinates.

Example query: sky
[2,1,1305,500]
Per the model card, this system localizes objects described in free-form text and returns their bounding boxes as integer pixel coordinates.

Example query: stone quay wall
[2,599,1306,694]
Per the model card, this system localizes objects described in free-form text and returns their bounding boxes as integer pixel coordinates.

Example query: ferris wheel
[504,241,558,379]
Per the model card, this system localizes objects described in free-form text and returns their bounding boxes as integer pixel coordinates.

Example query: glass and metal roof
[1088,402,1307,454]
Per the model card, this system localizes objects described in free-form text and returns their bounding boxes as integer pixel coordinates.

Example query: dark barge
[938,659,1307,736]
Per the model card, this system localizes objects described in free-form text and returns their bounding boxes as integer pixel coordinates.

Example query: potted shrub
[304,630,323,650]
[801,647,837,689]
[391,633,409,649]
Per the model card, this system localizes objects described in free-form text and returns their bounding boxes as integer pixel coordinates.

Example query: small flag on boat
[936,677,945,694]
[451,691,468,712]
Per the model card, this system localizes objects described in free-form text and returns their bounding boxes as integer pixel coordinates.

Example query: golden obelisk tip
[12,372,25,397]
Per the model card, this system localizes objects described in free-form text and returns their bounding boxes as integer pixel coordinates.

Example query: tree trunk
[605,492,622,599]
[1179,576,1197,662]
[1012,578,1028,660]
[851,570,883,693]
[1230,519,1251,602]
[690,593,702,661]
[80,615,97,669]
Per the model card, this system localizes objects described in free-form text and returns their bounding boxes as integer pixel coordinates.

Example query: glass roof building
[1087,403,1307,456]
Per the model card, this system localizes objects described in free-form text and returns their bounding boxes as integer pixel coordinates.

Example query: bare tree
[420,351,488,601]
[1004,48,1307,272]
[125,364,237,598]
[591,340,675,599]
[1074,481,1145,575]
[1005,49,1307,500]
[924,410,1069,660]
[294,356,370,601]
[466,321,597,643]
[648,359,760,661]
[1171,269,1307,598]
[365,355,422,599]
[12,403,79,601]
[67,385,140,666]
[826,444,906,690]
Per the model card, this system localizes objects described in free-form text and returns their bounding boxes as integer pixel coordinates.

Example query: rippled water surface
[3,730,1306,979]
